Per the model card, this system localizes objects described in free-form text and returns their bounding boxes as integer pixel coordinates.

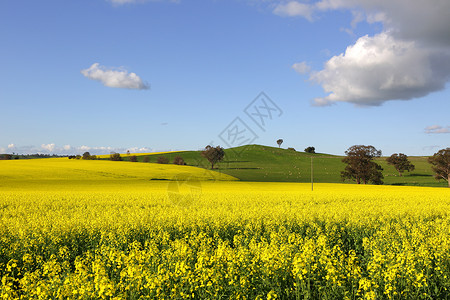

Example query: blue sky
[1,0,449,156]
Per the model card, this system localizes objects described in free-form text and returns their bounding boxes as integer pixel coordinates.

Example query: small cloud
[63,145,72,151]
[292,62,311,74]
[425,125,450,134]
[81,63,149,90]
[7,144,15,149]
[273,1,313,21]
[161,122,169,126]
[41,143,56,152]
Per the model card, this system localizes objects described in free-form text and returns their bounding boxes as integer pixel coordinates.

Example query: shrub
[173,156,186,165]
[157,156,169,164]
[305,147,316,154]
[288,147,296,151]
[110,153,122,161]
[130,155,138,162]
[143,157,150,163]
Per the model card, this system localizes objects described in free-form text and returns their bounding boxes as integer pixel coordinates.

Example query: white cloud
[277,0,450,106]
[311,33,450,106]
[81,63,149,90]
[273,1,313,20]
[63,145,71,151]
[425,125,450,134]
[7,144,15,149]
[41,143,56,152]
[292,62,311,74]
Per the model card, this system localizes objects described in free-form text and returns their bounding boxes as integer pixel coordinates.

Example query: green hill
[117,145,446,187]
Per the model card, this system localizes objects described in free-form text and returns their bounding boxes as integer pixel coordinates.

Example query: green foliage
[428,148,450,187]
[277,139,283,148]
[109,153,122,161]
[173,156,186,165]
[201,145,225,169]
[129,155,138,162]
[341,145,384,185]
[305,146,315,154]
[387,153,415,176]
[157,156,169,164]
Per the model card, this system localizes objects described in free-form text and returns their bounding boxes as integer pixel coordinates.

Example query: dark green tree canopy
[305,146,315,154]
[428,148,450,187]
[341,145,383,185]
[201,145,225,169]
[277,139,283,148]
[386,153,415,176]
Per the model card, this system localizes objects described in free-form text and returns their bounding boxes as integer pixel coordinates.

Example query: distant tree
[157,156,169,164]
[386,153,415,176]
[304,146,316,154]
[277,139,283,148]
[0,154,12,160]
[127,150,130,156]
[129,155,138,162]
[341,145,384,185]
[82,152,91,160]
[109,152,122,161]
[428,148,450,188]
[14,156,19,160]
[173,156,186,165]
[143,156,150,163]
[201,145,225,169]
[90,155,97,160]
[76,155,81,160]
[288,147,296,151]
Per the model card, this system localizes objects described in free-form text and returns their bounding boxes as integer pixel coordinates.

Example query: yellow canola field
[1,159,450,299]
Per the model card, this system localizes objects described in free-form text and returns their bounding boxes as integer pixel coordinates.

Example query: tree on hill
[109,152,122,161]
[129,155,138,162]
[305,146,315,154]
[277,139,283,148]
[82,152,91,160]
[201,145,225,169]
[386,153,415,176]
[341,145,384,185]
[157,156,169,164]
[428,148,450,187]
[173,156,186,165]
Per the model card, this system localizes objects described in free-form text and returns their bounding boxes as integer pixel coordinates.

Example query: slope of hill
[126,145,445,187]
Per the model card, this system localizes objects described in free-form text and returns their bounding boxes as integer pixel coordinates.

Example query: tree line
[340,145,450,187]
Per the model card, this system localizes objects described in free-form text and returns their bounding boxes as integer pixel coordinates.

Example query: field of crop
[1,158,450,299]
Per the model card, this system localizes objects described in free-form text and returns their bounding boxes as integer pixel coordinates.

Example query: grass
[117,144,447,187]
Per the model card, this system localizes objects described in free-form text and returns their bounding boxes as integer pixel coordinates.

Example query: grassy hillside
[124,145,446,187]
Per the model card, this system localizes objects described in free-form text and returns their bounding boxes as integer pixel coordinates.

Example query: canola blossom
[1,159,450,299]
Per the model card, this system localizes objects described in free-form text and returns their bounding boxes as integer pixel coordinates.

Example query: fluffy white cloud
[273,1,313,20]
[310,33,450,106]
[292,62,311,74]
[425,125,450,134]
[41,143,56,152]
[7,144,15,149]
[81,63,149,90]
[280,0,450,106]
